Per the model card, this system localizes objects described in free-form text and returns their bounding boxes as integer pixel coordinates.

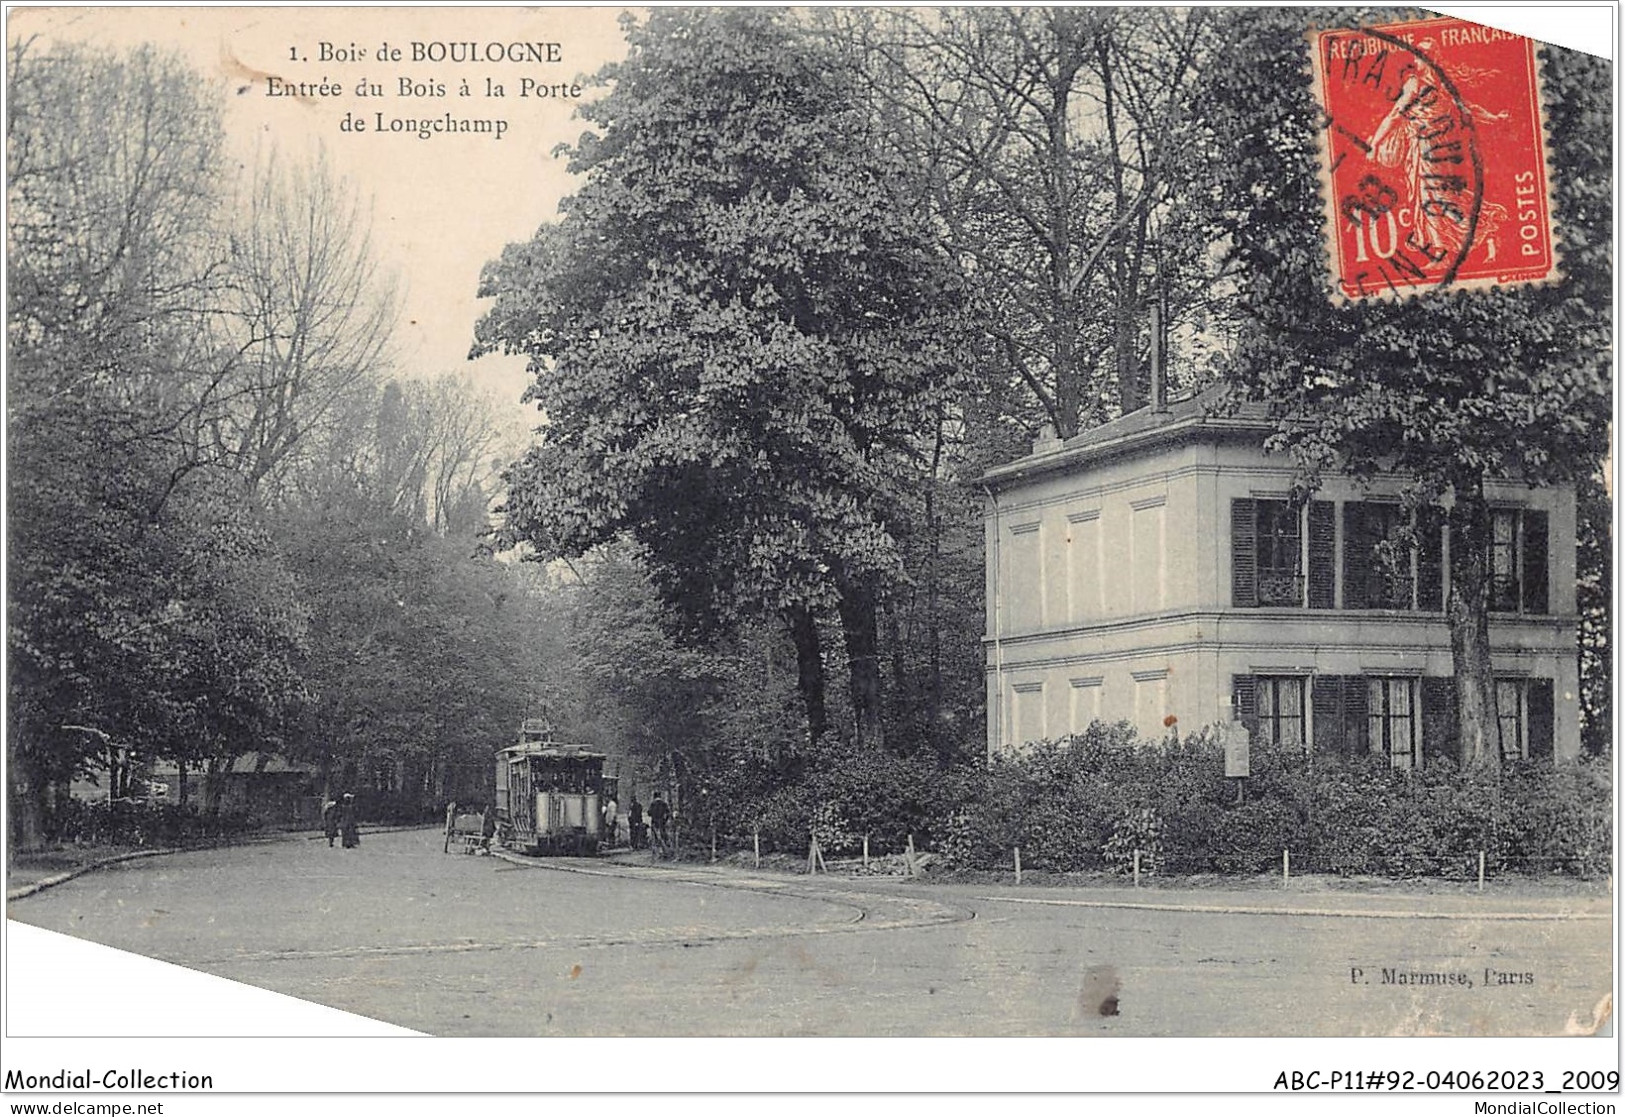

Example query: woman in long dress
[340,793,360,849]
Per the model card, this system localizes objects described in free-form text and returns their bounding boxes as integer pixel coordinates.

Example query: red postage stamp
[1309,15,1559,301]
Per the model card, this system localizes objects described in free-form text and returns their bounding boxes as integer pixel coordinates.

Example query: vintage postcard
[3,5,1614,1110]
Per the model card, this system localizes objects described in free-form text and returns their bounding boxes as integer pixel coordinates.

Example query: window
[1357,504,1413,608]
[1233,499,1335,609]
[1257,676,1307,748]
[1490,509,1549,614]
[1496,679,1528,761]
[1342,502,1448,611]
[1256,502,1303,605]
[1368,678,1418,769]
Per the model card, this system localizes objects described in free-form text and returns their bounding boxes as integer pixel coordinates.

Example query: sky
[9,6,638,414]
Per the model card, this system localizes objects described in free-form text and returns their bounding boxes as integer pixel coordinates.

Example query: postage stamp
[1309,15,1560,301]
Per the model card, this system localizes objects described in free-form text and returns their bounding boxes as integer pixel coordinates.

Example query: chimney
[1150,297,1168,413]
[1032,422,1062,455]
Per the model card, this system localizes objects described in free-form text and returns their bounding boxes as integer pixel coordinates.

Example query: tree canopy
[476,8,969,750]
[1202,10,1611,764]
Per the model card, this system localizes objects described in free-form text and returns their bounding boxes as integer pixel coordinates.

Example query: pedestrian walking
[322,798,339,847]
[443,800,458,853]
[628,796,645,850]
[649,792,670,850]
[602,794,619,848]
[340,793,360,849]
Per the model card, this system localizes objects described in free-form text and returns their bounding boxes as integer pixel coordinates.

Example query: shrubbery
[935,721,1613,880]
[730,735,971,855]
[51,799,256,849]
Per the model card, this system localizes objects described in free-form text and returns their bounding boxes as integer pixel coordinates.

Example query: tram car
[494,718,608,855]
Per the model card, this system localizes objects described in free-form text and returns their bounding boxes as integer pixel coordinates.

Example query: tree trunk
[836,577,886,752]
[784,604,827,754]
[204,755,224,813]
[8,747,50,853]
[1447,480,1500,769]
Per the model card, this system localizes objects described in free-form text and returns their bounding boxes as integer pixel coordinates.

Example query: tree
[475,9,967,752]
[1203,12,1610,766]
[7,41,314,845]
[206,148,397,495]
[828,8,1233,439]
[267,372,545,816]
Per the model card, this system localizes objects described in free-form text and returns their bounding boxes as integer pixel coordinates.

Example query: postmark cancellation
[1309,15,1560,302]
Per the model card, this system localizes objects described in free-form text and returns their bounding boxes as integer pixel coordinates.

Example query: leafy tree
[475,9,967,752]
[1203,11,1611,766]
[269,375,536,813]
[7,41,313,845]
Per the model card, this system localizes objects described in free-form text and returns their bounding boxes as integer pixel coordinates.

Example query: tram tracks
[197,857,973,968]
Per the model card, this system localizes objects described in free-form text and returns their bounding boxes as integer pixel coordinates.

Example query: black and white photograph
[2,3,1616,1110]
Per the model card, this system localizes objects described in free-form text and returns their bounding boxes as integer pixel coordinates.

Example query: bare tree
[825,8,1231,437]
[206,147,397,494]
[8,38,226,445]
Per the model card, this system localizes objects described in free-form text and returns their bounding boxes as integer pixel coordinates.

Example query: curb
[6,847,176,902]
[973,894,1613,923]
[494,849,1610,924]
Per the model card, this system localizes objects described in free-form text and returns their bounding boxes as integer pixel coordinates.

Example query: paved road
[7,828,1611,1036]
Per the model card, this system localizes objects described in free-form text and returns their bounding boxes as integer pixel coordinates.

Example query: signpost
[1221,699,1251,803]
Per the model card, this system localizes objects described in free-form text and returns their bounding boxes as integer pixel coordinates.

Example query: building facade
[982,392,1580,765]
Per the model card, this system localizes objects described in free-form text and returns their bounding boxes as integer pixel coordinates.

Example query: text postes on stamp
[1310,16,1558,301]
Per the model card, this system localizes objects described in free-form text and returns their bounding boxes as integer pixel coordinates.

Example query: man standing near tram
[648,792,670,850]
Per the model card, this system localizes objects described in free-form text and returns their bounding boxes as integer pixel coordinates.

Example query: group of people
[320,793,360,849]
[624,792,671,850]
[600,791,671,850]
[322,788,672,854]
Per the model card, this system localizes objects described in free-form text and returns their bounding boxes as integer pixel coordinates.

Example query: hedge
[935,721,1612,880]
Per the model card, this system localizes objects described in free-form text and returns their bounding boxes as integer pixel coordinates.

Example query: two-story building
[982,388,1579,765]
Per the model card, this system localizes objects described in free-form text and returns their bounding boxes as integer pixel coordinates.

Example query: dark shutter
[1232,499,1258,608]
[1342,503,1371,609]
[1417,507,1445,612]
[1522,510,1549,615]
[1527,678,1554,759]
[1311,674,1345,754]
[1421,676,1459,765]
[1308,501,1337,609]
[1343,675,1371,755]
[1233,673,1258,735]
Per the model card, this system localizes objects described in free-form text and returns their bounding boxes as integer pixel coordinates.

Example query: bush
[53,799,256,848]
[738,735,966,856]
[934,720,1613,880]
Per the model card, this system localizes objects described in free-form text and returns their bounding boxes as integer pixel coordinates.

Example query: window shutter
[1308,501,1336,609]
[1421,676,1458,765]
[1311,674,1345,754]
[1232,499,1258,608]
[1527,678,1554,759]
[1342,503,1371,609]
[1522,510,1549,615]
[1344,675,1371,755]
[1233,674,1258,735]
[1417,507,1445,612]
